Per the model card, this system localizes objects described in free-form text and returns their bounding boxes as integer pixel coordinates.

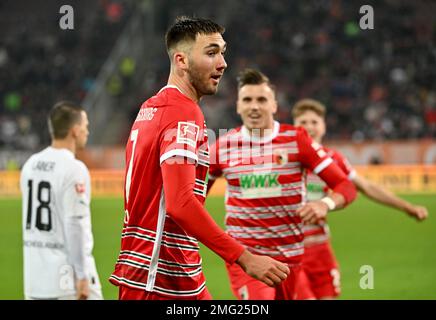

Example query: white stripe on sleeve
[160,149,198,164]
[313,157,333,174]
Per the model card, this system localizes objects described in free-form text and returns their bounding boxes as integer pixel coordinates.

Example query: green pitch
[0,194,435,300]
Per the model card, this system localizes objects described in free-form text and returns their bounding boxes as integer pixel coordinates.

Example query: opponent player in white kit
[20,101,103,300]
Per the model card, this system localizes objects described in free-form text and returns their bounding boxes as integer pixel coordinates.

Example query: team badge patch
[176,121,200,147]
[75,183,86,194]
[273,149,288,165]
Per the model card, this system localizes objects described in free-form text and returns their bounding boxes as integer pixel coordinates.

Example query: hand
[236,250,290,287]
[297,200,329,224]
[76,278,90,300]
[406,205,428,221]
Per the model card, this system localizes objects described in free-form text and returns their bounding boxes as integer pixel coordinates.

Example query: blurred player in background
[292,98,429,300]
[20,101,103,300]
[207,68,357,300]
[110,17,290,300]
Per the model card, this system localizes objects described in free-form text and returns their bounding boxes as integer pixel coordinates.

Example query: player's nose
[216,54,227,71]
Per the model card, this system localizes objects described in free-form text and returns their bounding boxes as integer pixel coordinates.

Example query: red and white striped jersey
[303,147,356,247]
[209,121,335,264]
[110,86,210,298]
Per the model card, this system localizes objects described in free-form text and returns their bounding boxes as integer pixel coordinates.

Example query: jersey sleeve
[62,161,91,218]
[296,127,334,174]
[159,106,203,164]
[62,161,91,279]
[208,137,223,180]
[331,150,357,180]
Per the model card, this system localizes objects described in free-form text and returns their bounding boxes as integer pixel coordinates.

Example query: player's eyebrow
[204,43,227,51]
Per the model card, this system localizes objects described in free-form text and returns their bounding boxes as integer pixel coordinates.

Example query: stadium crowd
[0,0,435,152]
[0,0,132,150]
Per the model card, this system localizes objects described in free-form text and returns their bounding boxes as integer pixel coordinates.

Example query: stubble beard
[187,62,218,97]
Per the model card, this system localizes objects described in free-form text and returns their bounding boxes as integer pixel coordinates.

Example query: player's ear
[173,51,189,72]
[272,99,278,115]
[70,123,80,138]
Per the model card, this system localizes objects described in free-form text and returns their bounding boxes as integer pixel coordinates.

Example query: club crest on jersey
[177,121,200,147]
[273,149,288,165]
[75,183,86,194]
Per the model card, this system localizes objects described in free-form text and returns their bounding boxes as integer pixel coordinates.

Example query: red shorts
[294,241,340,300]
[225,261,301,300]
[118,285,212,300]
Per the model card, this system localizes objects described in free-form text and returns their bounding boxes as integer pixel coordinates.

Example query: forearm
[326,192,347,210]
[357,178,412,212]
[318,164,357,207]
[162,160,245,263]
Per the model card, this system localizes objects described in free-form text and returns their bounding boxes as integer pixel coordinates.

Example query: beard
[187,60,218,97]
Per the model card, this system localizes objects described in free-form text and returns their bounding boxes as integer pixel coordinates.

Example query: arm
[295,128,357,223]
[62,173,90,300]
[64,217,90,299]
[297,162,357,224]
[161,158,290,286]
[352,174,428,221]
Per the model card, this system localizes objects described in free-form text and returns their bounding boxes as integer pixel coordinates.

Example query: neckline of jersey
[47,146,75,159]
[158,85,197,103]
[241,121,280,143]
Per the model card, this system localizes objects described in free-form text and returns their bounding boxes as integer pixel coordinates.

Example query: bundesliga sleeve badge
[176,121,200,148]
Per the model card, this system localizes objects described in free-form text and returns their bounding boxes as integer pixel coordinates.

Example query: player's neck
[167,72,200,103]
[51,139,76,156]
[248,121,275,137]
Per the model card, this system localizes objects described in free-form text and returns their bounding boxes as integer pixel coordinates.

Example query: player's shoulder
[278,122,298,131]
[153,87,203,124]
[22,147,51,169]
[276,122,302,138]
[72,158,90,174]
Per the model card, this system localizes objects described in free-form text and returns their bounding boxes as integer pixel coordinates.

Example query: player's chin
[203,85,219,95]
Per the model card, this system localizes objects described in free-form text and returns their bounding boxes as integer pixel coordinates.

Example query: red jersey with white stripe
[110,86,210,298]
[209,122,335,264]
[303,147,356,247]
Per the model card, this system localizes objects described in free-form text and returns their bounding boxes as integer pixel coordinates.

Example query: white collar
[158,85,185,96]
[241,121,280,143]
[48,146,75,159]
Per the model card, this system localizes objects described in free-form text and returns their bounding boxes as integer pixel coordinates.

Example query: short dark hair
[165,16,225,54]
[48,101,84,139]
[237,68,275,91]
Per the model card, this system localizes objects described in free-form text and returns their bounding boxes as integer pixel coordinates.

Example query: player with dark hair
[207,69,357,300]
[292,98,428,300]
[21,101,103,300]
[110,17,290,300]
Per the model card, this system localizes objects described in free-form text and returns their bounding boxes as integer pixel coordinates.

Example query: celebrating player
[207,69,357,300]
[20,101,103,300]
[292,98,429,300]
[109,17,291,300]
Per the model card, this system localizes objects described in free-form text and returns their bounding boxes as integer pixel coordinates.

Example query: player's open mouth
[211,74,222,83]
